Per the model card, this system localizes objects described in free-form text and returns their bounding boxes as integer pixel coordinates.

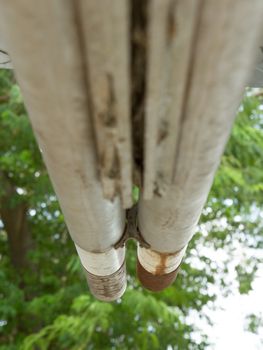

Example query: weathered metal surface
[143,0,200,199]
[143,1,263,200]
[136,0,263,291]
[78,0,133,208]
[137,245,187,292]
[249,45,263,87]
[0,0,263,298]
[75,245,125,276]
[137,258,180,292]
[0,49,12,68]
[0,0,126,301]
[138,0,263,254]
[83,261,127,302]
[136,245,185,291]
[77,245,127,301]
[137,245,186,275]
[0,36,12,68]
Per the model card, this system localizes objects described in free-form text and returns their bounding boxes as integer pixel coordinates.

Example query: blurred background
[0,70,262,349]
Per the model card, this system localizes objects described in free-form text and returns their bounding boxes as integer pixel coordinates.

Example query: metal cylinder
[137,0,263,291]
[76,245,126,301]
[0,0,127,301]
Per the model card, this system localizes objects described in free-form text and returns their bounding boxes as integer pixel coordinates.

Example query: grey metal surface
[138,0,263,253]
[249,46,263,87]
[0,1,125,253]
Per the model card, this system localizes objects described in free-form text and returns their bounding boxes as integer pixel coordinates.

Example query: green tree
[0,70,262,349]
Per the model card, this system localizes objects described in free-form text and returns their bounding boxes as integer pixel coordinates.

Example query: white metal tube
[138,0,263,291]
[0,0,126,301]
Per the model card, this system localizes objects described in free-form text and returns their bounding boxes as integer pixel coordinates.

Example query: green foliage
[235,259,259,295]
[211,94,263,208]
[132,185,140,203]
[244,313,263,335]
[0,70,262,349]
[22,290,200,350]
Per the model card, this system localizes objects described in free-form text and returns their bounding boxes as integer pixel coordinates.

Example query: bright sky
[208,274,263,350]
[189,270,263,350]
[188,236,263,349]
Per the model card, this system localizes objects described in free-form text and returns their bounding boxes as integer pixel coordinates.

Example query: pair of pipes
[0,0,262,301]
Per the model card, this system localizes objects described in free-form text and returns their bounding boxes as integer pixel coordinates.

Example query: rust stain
[155,253,168,275]
[166,0,177,46]
[83,261,126,301]
[157,119,169,145]
[137,258,180,292]
[96,73,121,199]
[154,250,181,275]
[101,73,117,127]
[107,147,120,180]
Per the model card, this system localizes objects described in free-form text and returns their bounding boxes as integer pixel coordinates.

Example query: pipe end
[84,262,127,302]
[136,245,185,292]
[136,258,180,292]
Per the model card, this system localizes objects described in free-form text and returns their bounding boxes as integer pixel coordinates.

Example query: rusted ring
[83,261,127,302]
[137,259,180,292]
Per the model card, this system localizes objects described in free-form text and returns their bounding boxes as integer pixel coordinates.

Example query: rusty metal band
[83,261,127,302]
[137,259,180,292]
[136,245,186,291]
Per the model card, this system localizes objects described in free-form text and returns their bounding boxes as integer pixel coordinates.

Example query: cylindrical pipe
[137,246,185,291]
[0,0,126,301]
[138,0,263,291]
[76,245,126,301]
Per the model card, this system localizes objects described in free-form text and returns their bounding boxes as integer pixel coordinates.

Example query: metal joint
[114,205,150,249]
